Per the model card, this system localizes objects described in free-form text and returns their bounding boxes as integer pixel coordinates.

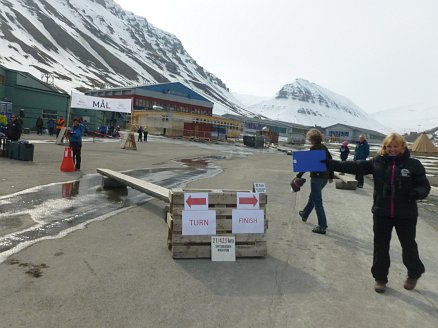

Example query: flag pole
[66,91,72,127]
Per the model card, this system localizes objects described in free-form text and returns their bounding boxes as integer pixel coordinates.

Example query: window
[0,75,5,85]
[42,110,57,120]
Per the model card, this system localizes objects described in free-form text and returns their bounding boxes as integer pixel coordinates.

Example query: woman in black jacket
[325,132,430,293]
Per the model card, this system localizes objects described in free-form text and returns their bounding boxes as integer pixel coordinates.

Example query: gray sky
[115,0,438,114]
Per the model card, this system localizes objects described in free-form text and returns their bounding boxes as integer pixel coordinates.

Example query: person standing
[143,127,148,142]
[296,129,334,234]
[354,134,370,188]
[36,116,44,135]
[137,126,144,142]
[69,118,84,171]
[340,141,350,161]
[5,114,22,141]
[324,132,430,293]
[47,117,55,136]
[56,115,65,138]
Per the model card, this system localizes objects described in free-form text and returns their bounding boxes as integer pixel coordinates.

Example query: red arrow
[186,195,207,208]
[239,195,258,207]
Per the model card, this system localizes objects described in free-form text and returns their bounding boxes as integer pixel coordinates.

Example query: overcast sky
[115,0,438,114]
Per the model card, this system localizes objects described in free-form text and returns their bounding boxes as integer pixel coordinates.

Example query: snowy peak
[276,79,363,118]
[0,0,248,116]
[247,79,387,132]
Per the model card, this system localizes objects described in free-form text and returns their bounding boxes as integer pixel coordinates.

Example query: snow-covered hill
[246,79,388,132]
[1,0,418,133]
[0,0,257,116]
[369,104,438,134]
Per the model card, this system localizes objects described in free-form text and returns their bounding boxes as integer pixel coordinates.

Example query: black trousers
[355,174,364,186]
[372,215,425,282]
[69,141,82,170]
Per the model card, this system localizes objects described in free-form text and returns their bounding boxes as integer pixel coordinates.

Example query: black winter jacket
[328,150,430,219]
[5,121,22,141]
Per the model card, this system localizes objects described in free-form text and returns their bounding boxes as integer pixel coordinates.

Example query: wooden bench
[335,173,358,190]
[96,168,169,202]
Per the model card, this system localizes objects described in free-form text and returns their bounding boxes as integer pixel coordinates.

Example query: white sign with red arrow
[184,192,209,211]
[236,192,259,210]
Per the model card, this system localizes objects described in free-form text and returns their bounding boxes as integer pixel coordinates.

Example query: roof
[411,133,438,153]
[138,82,211,103]
[0,64,68,95]
[324,123,386,137]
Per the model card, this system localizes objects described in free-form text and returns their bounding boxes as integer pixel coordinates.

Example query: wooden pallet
[167,188,268,259]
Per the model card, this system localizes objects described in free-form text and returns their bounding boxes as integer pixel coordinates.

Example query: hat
[290,177,306,192]
[342,141,348,146]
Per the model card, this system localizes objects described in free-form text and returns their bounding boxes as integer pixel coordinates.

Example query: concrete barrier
[335,173,358,190]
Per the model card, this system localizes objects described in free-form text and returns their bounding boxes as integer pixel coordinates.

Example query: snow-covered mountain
[369,104,438,134]
[0,0,257,116]
[0,0,407,133]
[246,79,388,132]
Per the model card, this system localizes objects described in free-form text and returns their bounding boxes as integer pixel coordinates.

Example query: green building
[0,64,69,130]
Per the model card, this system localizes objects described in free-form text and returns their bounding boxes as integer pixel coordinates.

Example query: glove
[408,190,418,200]
[290,177,306,192]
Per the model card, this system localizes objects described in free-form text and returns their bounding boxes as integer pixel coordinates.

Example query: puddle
[0,157,224,262]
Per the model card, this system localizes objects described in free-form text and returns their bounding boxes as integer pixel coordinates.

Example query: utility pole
[41,73,54,85]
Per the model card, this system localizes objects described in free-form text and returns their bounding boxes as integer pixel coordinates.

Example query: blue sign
[292,150,327,172]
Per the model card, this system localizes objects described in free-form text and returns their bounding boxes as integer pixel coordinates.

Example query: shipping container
[183,122,212,140]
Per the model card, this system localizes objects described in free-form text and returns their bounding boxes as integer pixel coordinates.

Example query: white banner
[71,93,132,113]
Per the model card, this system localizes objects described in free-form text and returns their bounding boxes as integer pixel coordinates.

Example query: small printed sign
[182,210,216,235]
[211,236,236,261]
[253,182,267,193]
[236,192,259,210]
[184,192,209,211]
[232,209,265,234]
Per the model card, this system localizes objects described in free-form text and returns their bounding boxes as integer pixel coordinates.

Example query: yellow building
[133,110,243,140]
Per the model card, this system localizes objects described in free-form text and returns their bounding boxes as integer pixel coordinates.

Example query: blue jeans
[301,177,328,229]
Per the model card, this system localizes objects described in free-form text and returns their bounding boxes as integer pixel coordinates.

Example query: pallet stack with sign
[166,188,268,259]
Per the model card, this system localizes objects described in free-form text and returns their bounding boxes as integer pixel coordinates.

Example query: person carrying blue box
[293,129,334,234]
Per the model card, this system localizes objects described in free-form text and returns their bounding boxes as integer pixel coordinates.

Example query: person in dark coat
[354,134,370,188]
[137,126,143,142]
[36,116,44,135]
[324,132,430,293]
[295,129,334,235]
[5,114,22,141]
[340,141,350,161]
[47,118,55,136]
[69,118,84,170]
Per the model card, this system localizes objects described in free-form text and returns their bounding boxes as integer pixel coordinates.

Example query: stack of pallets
[166,188,268,259]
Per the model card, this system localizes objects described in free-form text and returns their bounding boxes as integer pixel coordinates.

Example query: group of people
[32,115,83,138]
[294,129,430,294]
[137,126,148,142]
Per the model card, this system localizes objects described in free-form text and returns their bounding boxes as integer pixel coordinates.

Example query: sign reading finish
[70,93,132,113]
